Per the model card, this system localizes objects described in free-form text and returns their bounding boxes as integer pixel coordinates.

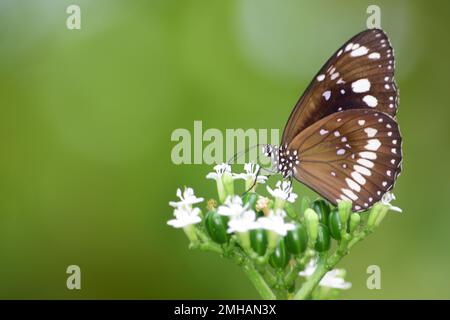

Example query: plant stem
[292,230,372,300]
[284,250,314,287]
[293,253,328,300]
[240,256,277,300]
[197,242,223,254]
[192,229,276,300]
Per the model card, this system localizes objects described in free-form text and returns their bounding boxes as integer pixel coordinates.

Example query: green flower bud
[286,223,308,255]
[266,230,280,251]
[242,192,259,211]
[204,210,229,244]
[182,225,198,243]
[328,208,342,240]
[300,196,311,217]
[367,203,382,230]
[216,179,226,203]
[311,199,331,225]
[374,206,389,227]
[338,200,352,226]
[250,229,268,256]
[221,172,235,199]
[269,237,290,270]
[349,213,361,233]
[284,202,298,220]
[237,231,251,250]
[304,208,319,246]
[315,223,331,252]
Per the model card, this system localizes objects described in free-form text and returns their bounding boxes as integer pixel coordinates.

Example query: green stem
[194,233,276,300]
[293,230,372,300]
[197,242,223,254]
[239,256,277,300]
[348,229,371,248]
[293,253,328,300]
[284,250,314,287]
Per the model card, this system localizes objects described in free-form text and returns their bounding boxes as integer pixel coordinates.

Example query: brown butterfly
[264,29,402,212]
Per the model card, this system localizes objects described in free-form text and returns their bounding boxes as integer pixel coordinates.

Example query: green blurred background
[0,0,449,299]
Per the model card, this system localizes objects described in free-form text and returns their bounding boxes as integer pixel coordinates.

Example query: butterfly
[263,28,402,212]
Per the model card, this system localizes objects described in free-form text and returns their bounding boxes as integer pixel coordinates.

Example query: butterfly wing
[282,28,398,146]
[288,109,402,212]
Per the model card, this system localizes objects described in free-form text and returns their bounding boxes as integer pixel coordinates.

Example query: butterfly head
[262,144,299,179]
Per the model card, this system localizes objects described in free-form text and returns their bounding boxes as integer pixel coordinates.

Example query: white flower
[206,163,232,180]
[299,260,352,290]
[227,210,260,233]
[217,196,247,217]
[233,162,268,184]
[381,191,402,213]
[167,207,202,228]
[267,181,298,203]
[169,187,204,208]
[257,210,295,236]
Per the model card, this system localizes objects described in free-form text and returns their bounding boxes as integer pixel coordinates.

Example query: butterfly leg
[241,165,279,196]
[242,165,263,196]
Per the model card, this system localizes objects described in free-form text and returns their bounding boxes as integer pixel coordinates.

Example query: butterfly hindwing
[288,109,402,212]
[282,28,398,146]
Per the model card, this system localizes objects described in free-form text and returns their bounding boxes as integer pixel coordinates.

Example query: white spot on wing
[354,165,372,176]
[331,72,340,80]
[317,74,325,81]
[357,158,374,168]
[342,188,358,201]
[322,91,331,101]
[346,178,361,192]
[359,151,377,160]
[364,127,377,138]
[320,129,329,135]
[363,95,378,107]
[365,139,381,151]
[368,52,381,59]
[351,171,366,185]
[351,46,369,57]
[351,79,371,93]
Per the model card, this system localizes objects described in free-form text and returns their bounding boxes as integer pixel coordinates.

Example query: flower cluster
[168,187,203,228]
[166,162,402,300]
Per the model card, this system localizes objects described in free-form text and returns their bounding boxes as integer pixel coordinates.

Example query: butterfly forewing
[288,109,402,212]
[282,28,399,146]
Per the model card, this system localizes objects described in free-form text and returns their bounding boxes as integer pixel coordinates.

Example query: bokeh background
[0,0,449,299]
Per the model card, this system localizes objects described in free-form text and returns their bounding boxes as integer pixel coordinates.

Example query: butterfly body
[265,29,402,212]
